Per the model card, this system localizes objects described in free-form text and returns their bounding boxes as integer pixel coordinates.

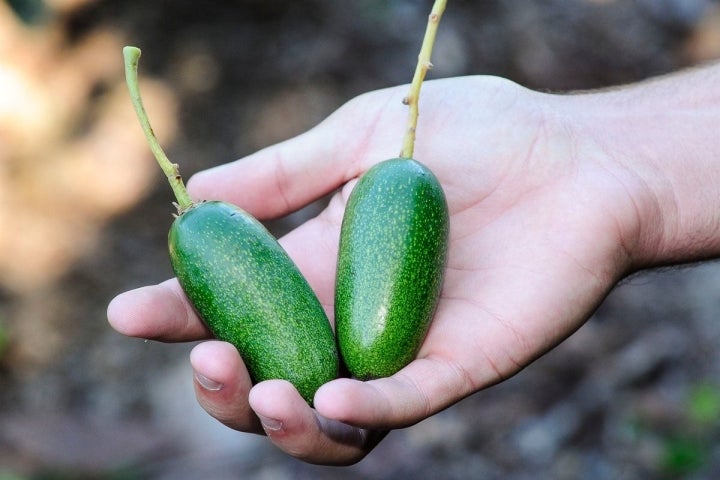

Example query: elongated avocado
[335,158,449,380]
[169,201,338,403]
[123,46,338,404]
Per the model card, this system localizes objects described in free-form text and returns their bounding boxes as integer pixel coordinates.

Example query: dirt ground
[1,0,720,478]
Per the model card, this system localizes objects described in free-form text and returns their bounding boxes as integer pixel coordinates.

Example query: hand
[108,75,668,464]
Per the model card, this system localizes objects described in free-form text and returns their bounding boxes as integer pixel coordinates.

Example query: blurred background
[1,0,720,478]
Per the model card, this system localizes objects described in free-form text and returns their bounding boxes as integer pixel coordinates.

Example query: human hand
[108,74,683,464]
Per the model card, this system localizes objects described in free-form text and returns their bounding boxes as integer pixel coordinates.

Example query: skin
[108,65,720,465]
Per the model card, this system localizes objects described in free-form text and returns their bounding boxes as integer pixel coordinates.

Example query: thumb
[185,85,406,220]
[186,127,345,219]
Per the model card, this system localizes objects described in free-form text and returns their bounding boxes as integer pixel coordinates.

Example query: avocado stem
[123,46,194,213]
[399,0,447,159]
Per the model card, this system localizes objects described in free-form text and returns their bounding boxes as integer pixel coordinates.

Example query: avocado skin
[335,158,449,380]
[168,201,338,404]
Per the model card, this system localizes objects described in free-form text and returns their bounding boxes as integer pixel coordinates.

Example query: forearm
[558,62,720,268]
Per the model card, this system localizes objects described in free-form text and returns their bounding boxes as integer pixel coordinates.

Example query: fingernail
[257,415,283,432]
[194,371,223,391]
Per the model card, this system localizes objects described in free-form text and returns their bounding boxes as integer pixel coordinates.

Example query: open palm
[109,75,648,464]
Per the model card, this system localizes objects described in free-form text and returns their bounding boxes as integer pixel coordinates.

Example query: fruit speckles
[124,46,337,406]
[169,201,338,404]
[335,158,449,380]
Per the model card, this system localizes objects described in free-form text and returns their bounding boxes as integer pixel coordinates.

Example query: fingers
[192,342,387,464]
[106,194,347,342]
[106,220,341,343]
[185,86,406,220]
[186,126,349,220]
[235,355,472,464]
[314,356,476,430]
[190,341,263,434]
[107,278,210,342]
[248,380,386,465]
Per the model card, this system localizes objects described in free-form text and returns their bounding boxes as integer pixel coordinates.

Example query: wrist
[555,64,720,269]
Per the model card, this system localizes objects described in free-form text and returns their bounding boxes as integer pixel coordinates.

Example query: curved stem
[123,46,194,212]
[399,0,447,159]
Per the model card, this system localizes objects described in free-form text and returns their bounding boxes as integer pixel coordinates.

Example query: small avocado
[170,201,339,403]
[124,46,338,404]
[335,158,449,380]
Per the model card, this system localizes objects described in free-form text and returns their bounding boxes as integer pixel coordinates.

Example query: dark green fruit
[169,201,338,404]
[123,46,337,405]
[335,158,449,380]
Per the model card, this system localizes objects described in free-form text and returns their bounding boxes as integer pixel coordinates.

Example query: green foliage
[625,381,720,477]
[688,382,720,425]
[661,436,707,476]
[659,382,720,477]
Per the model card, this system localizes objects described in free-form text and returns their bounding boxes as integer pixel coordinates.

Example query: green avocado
[335,158,449,380]
[123,46,337,405]
[169,201,339,404]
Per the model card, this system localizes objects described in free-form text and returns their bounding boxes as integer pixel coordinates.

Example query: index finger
[185,85,406,220]
[107,278,210,342]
